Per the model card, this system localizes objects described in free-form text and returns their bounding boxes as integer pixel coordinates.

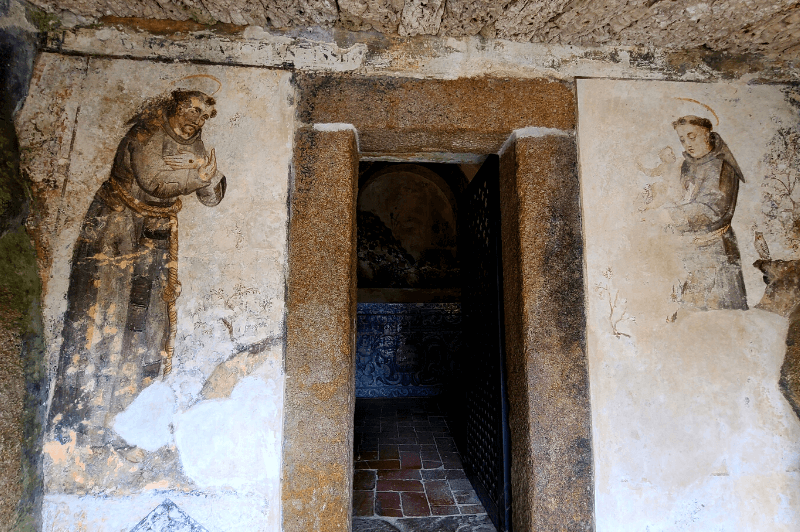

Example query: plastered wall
[16,54,293,531]
[578,79,800,531]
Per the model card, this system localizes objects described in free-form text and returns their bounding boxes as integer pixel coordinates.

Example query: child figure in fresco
[638,147,681,211]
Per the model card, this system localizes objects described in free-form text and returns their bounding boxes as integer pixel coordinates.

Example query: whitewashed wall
[578,79,800,531]
[17,54,293,531]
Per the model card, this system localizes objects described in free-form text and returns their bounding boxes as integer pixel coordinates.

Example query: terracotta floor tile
[378,469,421,480]
[376,479,424,492]
[453,490,479,505]
[376,508,403,517]
[421,469,447,480]
[353,399,489,526]
[375,491,401,513]
[434,437,457,451]
[353,470,376,491]
[425,480,456,506]
[353,491,374,517]
[379,444,399,460]
[443,469,467,479]
[448,479,473,491]
[440,451,462,468]
[401,491,431,517]
[420,449,441,461]
[431,505,460,516]
[416,433,435,444]
[400,451,422,470]
[368,459,400,470]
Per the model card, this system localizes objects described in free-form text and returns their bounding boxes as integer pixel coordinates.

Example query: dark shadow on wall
[0,14,45,532]
[356,163,466,292]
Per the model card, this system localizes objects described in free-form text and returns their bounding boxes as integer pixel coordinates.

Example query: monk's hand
[164,150,204,170]
[198,148,217,182]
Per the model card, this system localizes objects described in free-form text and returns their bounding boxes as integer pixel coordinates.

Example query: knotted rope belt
[110,178,182,376]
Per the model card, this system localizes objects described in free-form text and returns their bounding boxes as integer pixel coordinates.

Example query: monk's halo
[673,97,720,126]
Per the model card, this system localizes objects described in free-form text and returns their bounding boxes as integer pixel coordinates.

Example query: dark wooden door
[457,154,512,531]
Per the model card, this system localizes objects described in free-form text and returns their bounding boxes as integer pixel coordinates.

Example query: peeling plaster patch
[113,381,176,453]
[42,431,76,465]
[174,375,283,494]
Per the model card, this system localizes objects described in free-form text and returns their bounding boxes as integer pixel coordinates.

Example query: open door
[457,154,513,531]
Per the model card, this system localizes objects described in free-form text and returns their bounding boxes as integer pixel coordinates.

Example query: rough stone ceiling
[32,0,800,59]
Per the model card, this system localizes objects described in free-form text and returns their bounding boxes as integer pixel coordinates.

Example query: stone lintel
[283,126,359,532]
[296,74,576,155]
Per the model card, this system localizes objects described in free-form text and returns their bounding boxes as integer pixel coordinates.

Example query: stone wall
[0,3,43,530]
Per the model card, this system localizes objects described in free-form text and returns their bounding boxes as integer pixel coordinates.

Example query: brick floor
[352,398,494,529]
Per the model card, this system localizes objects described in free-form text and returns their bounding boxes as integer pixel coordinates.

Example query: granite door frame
[282,75,595,532]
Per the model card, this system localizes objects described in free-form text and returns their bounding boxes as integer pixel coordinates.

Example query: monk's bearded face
[171,96,215,139]
[674,123,713,159]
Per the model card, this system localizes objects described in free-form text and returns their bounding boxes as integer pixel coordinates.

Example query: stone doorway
[282,75,594,532]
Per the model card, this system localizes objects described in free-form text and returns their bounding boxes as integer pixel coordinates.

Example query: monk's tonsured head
[168,90,217,139]
[672,115,714,159]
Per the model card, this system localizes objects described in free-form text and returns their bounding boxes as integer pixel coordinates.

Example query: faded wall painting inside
[578,79,800,531]
[17,54,293,531]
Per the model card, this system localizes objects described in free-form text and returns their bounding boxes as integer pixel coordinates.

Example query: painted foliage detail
[762,125,800,252]
[50,89,226,446]
[759,115,800,420]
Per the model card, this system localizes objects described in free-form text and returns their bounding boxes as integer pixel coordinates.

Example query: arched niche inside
[356,163,466,303]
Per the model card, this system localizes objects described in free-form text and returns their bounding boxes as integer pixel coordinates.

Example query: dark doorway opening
[352,160,512,532]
